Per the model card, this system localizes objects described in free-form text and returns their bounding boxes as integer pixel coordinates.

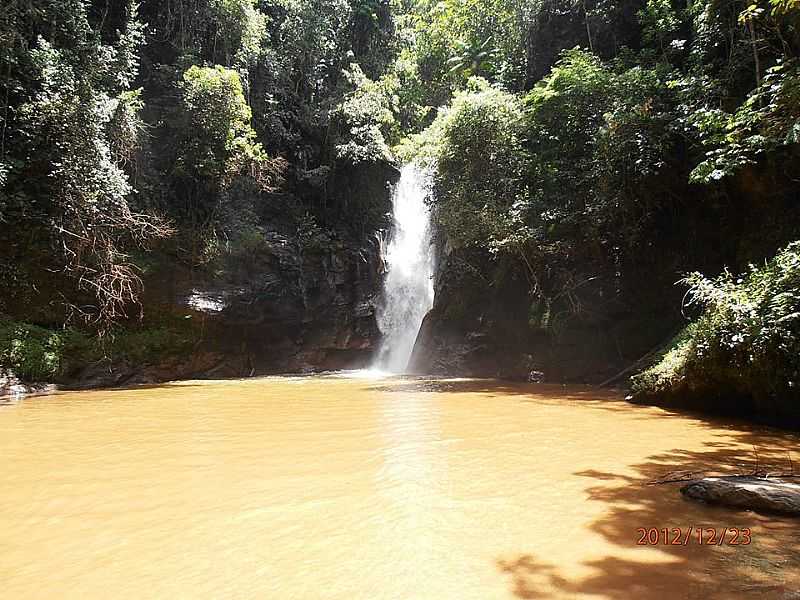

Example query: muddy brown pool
[1,375,798,598]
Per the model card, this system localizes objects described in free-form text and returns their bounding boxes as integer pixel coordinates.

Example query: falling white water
[374,164,435,373]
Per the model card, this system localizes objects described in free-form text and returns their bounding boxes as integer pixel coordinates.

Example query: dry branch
[647,448,799,486]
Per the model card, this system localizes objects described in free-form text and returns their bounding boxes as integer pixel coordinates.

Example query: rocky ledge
[0,371,56,400]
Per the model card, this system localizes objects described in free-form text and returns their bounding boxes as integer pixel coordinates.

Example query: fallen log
[681,476,800,516]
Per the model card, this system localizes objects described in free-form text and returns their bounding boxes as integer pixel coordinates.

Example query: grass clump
[630,327,697,396]
[107,324,196,365]
[1,316,198,383]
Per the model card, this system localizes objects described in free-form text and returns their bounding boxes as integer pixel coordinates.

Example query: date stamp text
[636,527,752,546]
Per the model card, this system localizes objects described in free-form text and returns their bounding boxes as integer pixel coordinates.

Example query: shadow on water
[365,377,738,422]
[496,434,800,599]
[365,378,621,400]
[367,377,800,598]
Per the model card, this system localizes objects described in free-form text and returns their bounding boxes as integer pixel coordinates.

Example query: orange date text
[636,527,751,546]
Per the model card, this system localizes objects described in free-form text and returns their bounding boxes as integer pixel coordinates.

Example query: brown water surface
[1,375,798,599]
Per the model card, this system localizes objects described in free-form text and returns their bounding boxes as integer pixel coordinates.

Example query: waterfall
[374,164,434,373]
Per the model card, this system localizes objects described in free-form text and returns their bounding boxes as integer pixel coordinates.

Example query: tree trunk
[749,17,762,89]
[582,0,594,53]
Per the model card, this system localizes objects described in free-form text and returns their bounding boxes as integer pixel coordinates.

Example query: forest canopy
[1,0,800,414]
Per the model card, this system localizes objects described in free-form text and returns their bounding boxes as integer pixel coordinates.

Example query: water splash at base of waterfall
[374,164,434,373]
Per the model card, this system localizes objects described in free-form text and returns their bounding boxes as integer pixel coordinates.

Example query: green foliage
[138,0,266,68]
[210,0,268,67]
[446,37,499,79]
[427,50,678,282]
[629,327,696,395]
[398,0,532,112]
[524,50,618,215]
[638,0,681,55]
[771,0,800,13]
[0,320,92,381]
[0,0,171,326]
[425,81,528,248]
[108,89,145,168]
[689,60,800,182]
[176,65,269,186]
[165,64,284,266]
[0,316,199,382]
[331,64,398,164]
[349,0,398,77]
[247,0,393,152]
[633,242,800,406]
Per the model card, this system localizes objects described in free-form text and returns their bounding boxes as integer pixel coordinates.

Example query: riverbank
[5,361,800,435]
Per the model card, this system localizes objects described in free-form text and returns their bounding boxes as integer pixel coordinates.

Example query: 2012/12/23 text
[636,527,752,546]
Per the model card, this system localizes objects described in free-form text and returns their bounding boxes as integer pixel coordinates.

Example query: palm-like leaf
[446,37,498,76]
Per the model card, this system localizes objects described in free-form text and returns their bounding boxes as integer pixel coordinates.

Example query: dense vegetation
[632,242,800,421]
[415,1,800,302]
[1,0,799,421]
[405,0,800,421]
[1,0,403,375]
[0,0,400,325]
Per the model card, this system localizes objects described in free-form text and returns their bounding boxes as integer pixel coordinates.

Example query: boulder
[681,476,800,516]
[0,370,56,399]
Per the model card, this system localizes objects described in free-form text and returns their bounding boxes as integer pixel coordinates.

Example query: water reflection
[377,393,446,584]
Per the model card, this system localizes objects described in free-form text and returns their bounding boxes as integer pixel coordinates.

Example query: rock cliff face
[409,243,680,383]
[173,160,400,378]
[71,160,400,387]
[182,230,387,377]
[408,246,538,380]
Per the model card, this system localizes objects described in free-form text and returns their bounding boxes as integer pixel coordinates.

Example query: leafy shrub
[523,51,677,248]
[629,327,697,396]
[332,64,399,164]
[426,78,528,249]
[0,320,92,381]
[632,242,800,412]
[176,65,272,188]
[0,316,199,382]
[690,60,800,183]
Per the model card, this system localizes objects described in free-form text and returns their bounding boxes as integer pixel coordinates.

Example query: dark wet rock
[118,159,401,383]
[409,310,538,380]
[409,241,682,383]
[67,352,227,390]
[188,232,386,375]
[681,476,800,516]
[116,231,388,385]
